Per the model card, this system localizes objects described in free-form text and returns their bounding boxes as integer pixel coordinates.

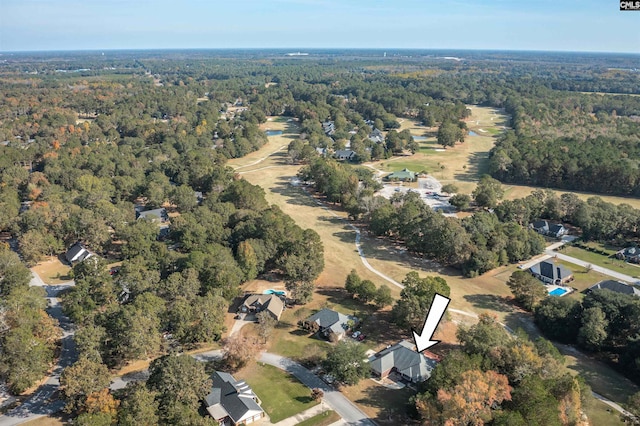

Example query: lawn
[584,399,627,425]
[31,256,72,284]
[504,184,640,210]
[296,410,341,426]
[559,246,640,279]
[340,379,417,425]
[237,362,318,423]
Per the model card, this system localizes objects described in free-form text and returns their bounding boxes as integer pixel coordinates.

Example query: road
[258,353,375,426]
[545,249,638,283]
[0,275,77,426]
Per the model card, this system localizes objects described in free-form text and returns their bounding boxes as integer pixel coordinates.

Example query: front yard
[236,363,318,423]
[559,246,640,279]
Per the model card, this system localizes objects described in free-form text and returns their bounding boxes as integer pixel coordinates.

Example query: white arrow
[412,293,451,352]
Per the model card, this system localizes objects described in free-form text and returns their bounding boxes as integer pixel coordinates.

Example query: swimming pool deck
[546,284,573,297]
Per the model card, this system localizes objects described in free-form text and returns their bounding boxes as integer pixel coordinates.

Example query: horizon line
[1,47,639,56]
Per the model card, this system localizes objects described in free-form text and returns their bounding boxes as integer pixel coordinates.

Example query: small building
[316,147,328,157]
[136,208,168,223]
[530,220,568,238]
[368,128,384,144]
[588,280,640,297]
[322,121,335,136]
[303,308,357,341]
[616,247,640,264]
[370,340,437,383]
[529,260,574,285]
[334,149,357,161]
[204,371,265,426]
[385,168,417,182]
[65,242,93,264]
[238,294,285,321]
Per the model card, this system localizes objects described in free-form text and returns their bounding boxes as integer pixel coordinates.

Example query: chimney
[557,267,562,278]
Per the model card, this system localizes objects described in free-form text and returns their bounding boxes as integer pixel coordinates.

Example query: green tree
[441,183,458,195]
[147,354,211,411]
[373,284,393,309]
[577,307,608,351]
[256,310,277,342]
[456,313,511,358]
[323,340,370,385]
[449,193,471,211]
[345,269,362,298]
[60,357,111,413]
[507,270,548,311]
[392,272,450,329]
[358,280,377,303]
[117,382,160,426]
[473,175,504,209]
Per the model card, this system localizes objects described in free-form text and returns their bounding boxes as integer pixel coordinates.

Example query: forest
[1,49,640,424]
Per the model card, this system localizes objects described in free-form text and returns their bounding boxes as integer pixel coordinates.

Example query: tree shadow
[294,395,314,404]
[453,151,490,182]
[462,294,516,313]
[355,384,416,425]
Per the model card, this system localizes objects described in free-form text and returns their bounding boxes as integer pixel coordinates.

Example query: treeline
[535,289,640,384]
[299,158,545,277]
[414,314,592,425]
[0,248,61,393]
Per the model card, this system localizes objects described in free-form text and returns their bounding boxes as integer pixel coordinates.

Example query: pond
[265,130,283,136]
[468,131,478,136]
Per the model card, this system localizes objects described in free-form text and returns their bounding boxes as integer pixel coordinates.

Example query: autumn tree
[437,369,512,425]
[311,388,324,401]
[256,310,277,343]
[222,336,258,371]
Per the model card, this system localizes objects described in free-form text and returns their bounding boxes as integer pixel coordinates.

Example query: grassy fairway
[374,106,508,195]
[237,363,318,423]
[504,184,640,210]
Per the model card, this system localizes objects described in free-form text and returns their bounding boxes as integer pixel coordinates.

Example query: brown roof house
[204,371,265,425]
[237,294,285,321]
[370,340,438,383]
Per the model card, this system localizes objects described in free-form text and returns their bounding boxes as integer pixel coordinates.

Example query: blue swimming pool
[264,289,286,296]
[549,288,568,297]
[468,131,478,136]
[265,130,283,136]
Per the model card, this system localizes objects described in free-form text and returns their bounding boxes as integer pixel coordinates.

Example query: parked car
[357,334,366,341]
[352,331,362,339]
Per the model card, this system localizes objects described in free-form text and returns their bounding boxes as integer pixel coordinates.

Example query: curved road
[0,275,76,426]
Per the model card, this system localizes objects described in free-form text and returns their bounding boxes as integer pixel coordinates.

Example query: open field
[228,108,640,407]
[22,416,69,426]
[31,256,72,284]
[340,379,416,425]
[585,399,628,425]
[504,184,640,210]
[236,362,318,423]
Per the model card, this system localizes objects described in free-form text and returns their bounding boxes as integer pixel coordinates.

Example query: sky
[1,0,639,53]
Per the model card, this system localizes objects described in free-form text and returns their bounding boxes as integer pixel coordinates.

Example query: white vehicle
[352,331,362,339]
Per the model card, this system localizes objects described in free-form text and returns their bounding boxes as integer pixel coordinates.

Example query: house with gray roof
[530,220,568,238]
[334,149,356,161]
[368,128,384,144]
[616,247,640,264]
[304,308,357,341]
[136,207,168,223]
[589,280,640,297]
[204,371,264,425]
[370,340,437,383]
[529,260,574,285]
[65,242,93,264]
[238,294,285,321]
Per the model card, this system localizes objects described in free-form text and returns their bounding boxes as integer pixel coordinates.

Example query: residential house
[316,147,328,157]
[322,121,335,136]
[368,128,384,144]
[334,149,357,161]
[616,247,640,264]
[136,207,168,223]
[369,340,438,383]
[588,280,640,297]
[303,308,357,341]
[529,260,574,285]
[385,168,417,182]
[204,371,265,426]
[237,294,285,321]
[65,242,93,264]
[530,220,568,238]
